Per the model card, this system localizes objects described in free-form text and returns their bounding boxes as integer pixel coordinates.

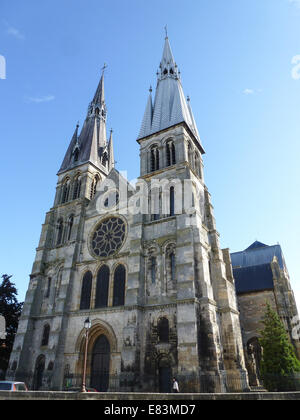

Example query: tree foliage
[0,274,23,375]
[259,303,300,391]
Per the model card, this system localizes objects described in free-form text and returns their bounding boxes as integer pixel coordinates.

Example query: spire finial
[101,63,107,75]
[149,85,152,93]
[164,25,168,39]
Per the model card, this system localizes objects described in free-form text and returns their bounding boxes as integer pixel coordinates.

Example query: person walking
[172,377,179,393]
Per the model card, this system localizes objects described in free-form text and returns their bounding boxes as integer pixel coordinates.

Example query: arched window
[80,271,93,310]
[150,145,159,172]
[56,219,64,246]
[113,265,126,307]
[169,186,175,217]
[95,265,110,308]
[61,179,70,204]
[90,174,100,200]
[41,324,50,347]
[166,141,176,166]
[67,215,74,241]
[158,318,169,343]
[73,176,81,200]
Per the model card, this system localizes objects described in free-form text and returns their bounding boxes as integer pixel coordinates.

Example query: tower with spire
[129,34,249,392]
[9,68,117,390]
[8,35,251,393]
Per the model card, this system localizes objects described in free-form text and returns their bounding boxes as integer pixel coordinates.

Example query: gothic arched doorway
[34,355,45,390]
[90,335,110,391]
[158,356,172,393]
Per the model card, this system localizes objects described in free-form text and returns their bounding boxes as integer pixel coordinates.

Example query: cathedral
[7,36,299,393]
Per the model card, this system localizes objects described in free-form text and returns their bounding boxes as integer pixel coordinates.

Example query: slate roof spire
[139,86,153,140]
[92,63,106,105]
[137,35,204,153]
[58,68,109,174]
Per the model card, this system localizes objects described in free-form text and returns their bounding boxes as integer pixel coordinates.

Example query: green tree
[259,303,300,391]
[0,274,23,376]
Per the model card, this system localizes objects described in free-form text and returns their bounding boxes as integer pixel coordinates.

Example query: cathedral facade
[8,36,253,392]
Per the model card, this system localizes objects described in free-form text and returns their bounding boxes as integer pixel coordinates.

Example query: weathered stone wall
[237,290,276,347]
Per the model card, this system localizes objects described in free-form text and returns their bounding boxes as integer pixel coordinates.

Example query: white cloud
[291,55,300,80]
[0,55,6,79]
[243,88,255,95]
[242,88,263,95]
[3,21,24,40]
[26,95,55,104]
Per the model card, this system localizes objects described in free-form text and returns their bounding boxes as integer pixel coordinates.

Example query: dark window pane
[113,265,126,307]
[41,324,50,346]
[95,266,110,308]
[170,187,175,216]
[158,318,169,342]
[80,271,92,310]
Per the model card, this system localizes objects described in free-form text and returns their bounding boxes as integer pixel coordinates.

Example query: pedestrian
[172,377,179,393]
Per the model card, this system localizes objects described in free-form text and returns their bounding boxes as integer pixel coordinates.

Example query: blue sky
[1,0,300,311]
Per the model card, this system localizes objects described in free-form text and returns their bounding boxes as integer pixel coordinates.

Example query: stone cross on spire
[102,63,107,74]
[164,25,168,39]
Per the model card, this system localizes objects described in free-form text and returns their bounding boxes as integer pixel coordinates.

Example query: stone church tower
[8,36,249,392]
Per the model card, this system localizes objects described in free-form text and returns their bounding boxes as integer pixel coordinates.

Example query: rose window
[91,217,126,257]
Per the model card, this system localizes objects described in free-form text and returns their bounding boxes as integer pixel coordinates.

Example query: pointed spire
[73,121,79,142]
[137,34,204,153]
[186,95,200,141]
[74,121,80,144]
[108,129,115,170]
[161,36,175,68]
[58,69,109,174]
[138,86,153,139]
[92,63,106,105]
[58,122,81,172]
[158,35,178,80]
